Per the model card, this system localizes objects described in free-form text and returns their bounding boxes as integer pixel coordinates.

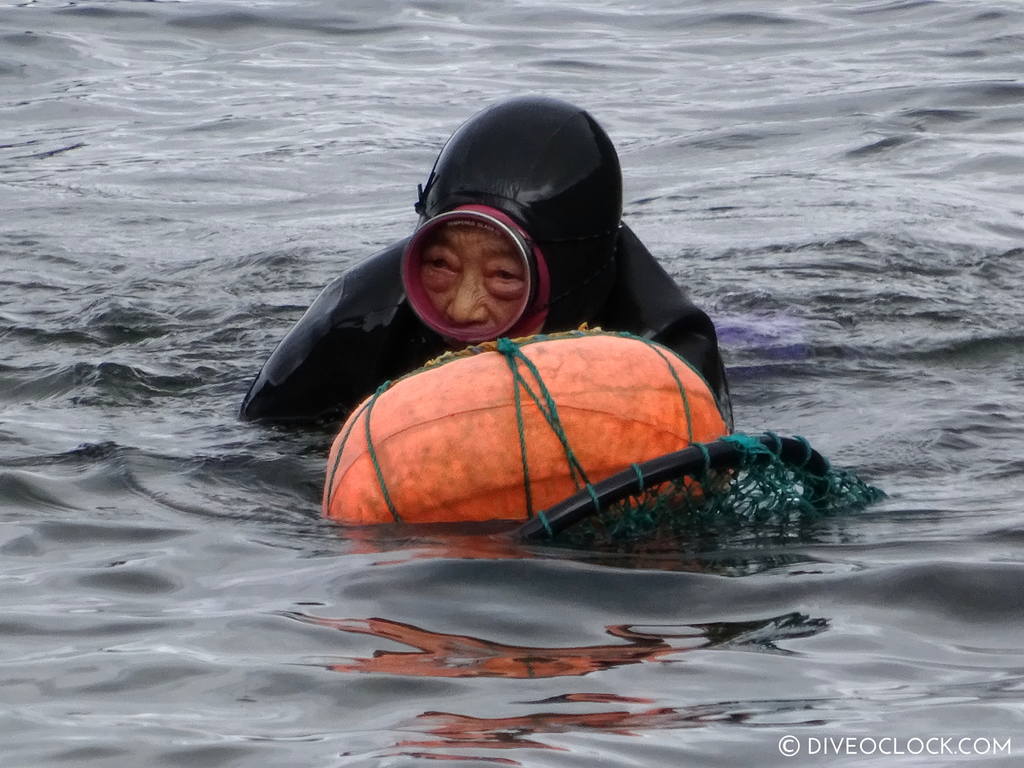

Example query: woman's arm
[240,240,430,423]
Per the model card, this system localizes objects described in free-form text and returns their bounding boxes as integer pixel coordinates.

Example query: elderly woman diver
[240,96,731,428]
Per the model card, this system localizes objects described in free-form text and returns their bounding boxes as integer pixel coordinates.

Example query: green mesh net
[519,432,886,548]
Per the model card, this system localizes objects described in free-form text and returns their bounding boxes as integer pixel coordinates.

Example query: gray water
[2,1,1023,765]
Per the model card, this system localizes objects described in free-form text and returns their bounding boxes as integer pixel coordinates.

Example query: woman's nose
[446,275,489,324]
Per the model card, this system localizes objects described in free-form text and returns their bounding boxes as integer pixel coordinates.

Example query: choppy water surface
[2,1,1023,765]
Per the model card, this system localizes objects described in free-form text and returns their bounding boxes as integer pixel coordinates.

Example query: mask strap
[414,171,436,216]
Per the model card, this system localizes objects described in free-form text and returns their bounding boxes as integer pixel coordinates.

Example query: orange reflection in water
[289,612,830,763]
[389,692,830,762]
[336,521,783,574]
[340,523,532,565]
[386,696,780,762]
[398,705,691,752]
[290,614,706,679]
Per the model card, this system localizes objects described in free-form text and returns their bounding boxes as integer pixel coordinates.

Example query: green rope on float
[721,432,771,457]
[631,463,644,492]
[492,333,711,522]
[509,356,535,518]
[496,337,594,500]
[537,509,554,538]
[324,399,370,514]
[640,340,696,443]
[364,381,401,523]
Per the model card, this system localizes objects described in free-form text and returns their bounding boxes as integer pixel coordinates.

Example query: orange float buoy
[323,332,728,525]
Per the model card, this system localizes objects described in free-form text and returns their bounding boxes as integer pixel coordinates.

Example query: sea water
[1,1,1022,765]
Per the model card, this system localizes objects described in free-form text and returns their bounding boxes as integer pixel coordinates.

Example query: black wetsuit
[239,96,732,427]
[239,225,731,426]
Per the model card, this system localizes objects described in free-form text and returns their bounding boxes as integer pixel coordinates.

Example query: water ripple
[3,0,1023,763]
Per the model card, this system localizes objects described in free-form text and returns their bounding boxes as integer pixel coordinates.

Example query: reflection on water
[395,697,829,759]
[394,750,523,765]
[340,522,846,576]
[285,611,828,680]
[284,611,831,762]
[341,523,530,564]
[400,707,682,754]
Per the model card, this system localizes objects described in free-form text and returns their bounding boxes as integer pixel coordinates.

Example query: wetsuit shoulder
[596,224,733,428]
[239,239,442,423]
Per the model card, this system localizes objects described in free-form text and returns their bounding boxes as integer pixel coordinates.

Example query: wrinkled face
[418,223,534,339]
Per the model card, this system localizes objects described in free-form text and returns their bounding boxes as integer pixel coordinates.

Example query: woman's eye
[495,270,520,281]
[423,251,456,271]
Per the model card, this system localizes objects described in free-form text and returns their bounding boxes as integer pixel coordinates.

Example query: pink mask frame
[401,204,550,344]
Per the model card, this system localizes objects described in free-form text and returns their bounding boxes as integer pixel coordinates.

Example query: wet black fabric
[238,239,439,424]
[416,96,622,242]
[239,225,732,428]
[416,96,622,330]
[240,96,732,426]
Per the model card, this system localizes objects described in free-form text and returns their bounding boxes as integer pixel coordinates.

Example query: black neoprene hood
[415,96,624,329]
[416,96,623,243]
